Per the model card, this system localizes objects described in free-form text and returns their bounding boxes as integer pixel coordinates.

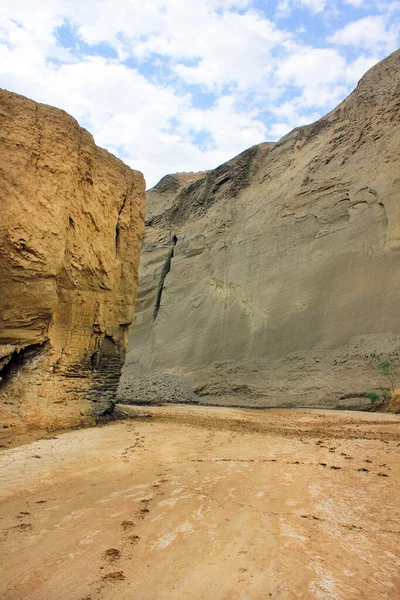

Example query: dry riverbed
[0,405,399,600]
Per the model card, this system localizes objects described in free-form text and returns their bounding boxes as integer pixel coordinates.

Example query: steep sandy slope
[0,90,145,435]
[119,50,400,409]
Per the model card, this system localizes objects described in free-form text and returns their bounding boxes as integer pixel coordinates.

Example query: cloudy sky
[0,1,399,187]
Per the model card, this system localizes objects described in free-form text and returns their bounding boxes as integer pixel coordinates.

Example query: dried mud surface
[0,405,399,600]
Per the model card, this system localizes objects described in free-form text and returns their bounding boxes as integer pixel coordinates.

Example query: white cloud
[329,15,399,51]
[343,0,366,6]
[268,122,293,138]
[302,0,327,9]
[344,54,379,82]
[177,95,267,151]
[277,47,347,87]
[270,46,382,126]
[172,12,289,90]
[275,47,349,108]
[277,0,327,17]
[376,1,400,14]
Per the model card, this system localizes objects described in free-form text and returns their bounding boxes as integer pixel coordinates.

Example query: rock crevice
[153,234,177,321]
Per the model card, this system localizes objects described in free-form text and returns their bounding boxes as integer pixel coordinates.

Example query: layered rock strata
[0,90,145,434]
[119,50,400,409]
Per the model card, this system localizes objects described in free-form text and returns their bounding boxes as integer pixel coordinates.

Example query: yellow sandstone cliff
[0,90,145,437]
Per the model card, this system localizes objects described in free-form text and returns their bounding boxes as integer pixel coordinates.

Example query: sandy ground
[0,405,399,600]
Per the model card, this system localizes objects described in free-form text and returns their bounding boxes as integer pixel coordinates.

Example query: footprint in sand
[103,548,121,562]
[2,522,33,540]
[102,571,125,582]
[11,523,33,532]
[121,520,136,530]
[120,520,141,543]
[128,534,140,545]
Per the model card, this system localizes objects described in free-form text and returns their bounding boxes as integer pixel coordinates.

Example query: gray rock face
[119,50,400,409]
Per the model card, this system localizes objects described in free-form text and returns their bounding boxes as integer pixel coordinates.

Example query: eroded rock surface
[0,90,145,433]
[120,50,400,409]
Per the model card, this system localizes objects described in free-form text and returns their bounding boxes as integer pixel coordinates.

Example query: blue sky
[0,0,399,187]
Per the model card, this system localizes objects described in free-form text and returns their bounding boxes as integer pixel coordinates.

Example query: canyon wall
[0,90,145,436]
[119,50,400,409]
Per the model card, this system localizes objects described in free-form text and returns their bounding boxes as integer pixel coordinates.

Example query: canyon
[0,50,399,600]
